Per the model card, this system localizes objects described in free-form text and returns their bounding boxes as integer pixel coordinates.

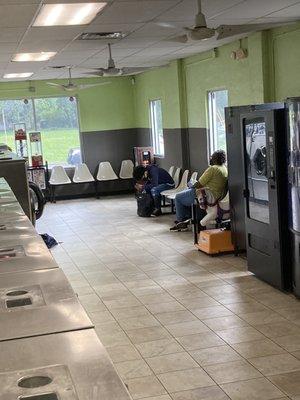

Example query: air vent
[78,32,126,40]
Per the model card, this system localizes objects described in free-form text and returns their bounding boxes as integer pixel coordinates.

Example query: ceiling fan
[83,44,154,77]
[166,0,283,43]
[46,66,110,91]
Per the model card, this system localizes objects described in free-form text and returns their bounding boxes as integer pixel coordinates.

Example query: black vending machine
[287,98,300,296]
[225,103,291,291]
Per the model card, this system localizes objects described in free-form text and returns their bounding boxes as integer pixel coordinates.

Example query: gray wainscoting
[137,128,190,171]
[49,129,137,199]
[49,127,209,199]
[188,128,208,175]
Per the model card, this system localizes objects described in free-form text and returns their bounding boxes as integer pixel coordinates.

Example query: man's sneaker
[170,221,189,232]
[152,208,162,217]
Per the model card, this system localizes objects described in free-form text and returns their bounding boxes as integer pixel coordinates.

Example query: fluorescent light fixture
[12,52,57,62]
[3,73,33,79]
[33,3,107,26]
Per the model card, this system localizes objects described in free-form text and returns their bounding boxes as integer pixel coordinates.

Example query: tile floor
[37,195,300,400]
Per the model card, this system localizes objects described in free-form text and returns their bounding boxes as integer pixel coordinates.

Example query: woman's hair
[211,150,227,166]
[133,165,146,181]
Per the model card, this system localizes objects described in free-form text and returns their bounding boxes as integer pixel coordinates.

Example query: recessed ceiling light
[33,3,107,26]
[3,73,33,79]
[12,52,57,62]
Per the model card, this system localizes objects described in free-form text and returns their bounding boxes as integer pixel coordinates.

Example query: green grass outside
[0,128,80,164]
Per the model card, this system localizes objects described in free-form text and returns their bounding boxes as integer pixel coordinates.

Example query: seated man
[170,150,228,231]
[133,164,175,216]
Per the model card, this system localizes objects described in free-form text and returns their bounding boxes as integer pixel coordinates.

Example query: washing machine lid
[0,268,92,341]
[0,329,132,400]
[0,235,58,274]
[0,194,18,204]
[0,218,35,238]
[0,201,24,216]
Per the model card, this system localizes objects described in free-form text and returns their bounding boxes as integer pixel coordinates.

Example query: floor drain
[6,290,28,296]
[18,376,52,388]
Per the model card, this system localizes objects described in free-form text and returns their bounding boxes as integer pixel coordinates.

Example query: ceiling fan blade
[46,82,63,88]
[155,22,178,28]
[63,86,77,92]
[121,67,153,76]
[216,23,277,40]
[82,70,104,77]
[77,82,111,90]
[167,34,189,43]
[82,67,106,72]
[189,27,216,40]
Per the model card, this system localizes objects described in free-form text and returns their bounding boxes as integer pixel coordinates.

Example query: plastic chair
[168,166,175,178]
[96,161,118,198]
[96,162,118,181]
[164,170,190,200]
[73,163,94,183]
[172,167,181,188]
[119,160,134,179]
[49,166,71,203]
[161,169,189,214]
[190,171,198,182]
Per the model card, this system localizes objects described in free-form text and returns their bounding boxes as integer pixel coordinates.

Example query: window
[150,99,164,157]
[0,96,80,166]
[208,90,229,154]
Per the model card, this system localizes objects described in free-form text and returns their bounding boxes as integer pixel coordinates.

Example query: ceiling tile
[24,27,84,41]
[18,40,69,53]
[93,1,178,24]
[217,0,300,20]
[0,28,27,43]
[64,41,107,52]
[267,2,300,18]
[0,0,299,79]
[0,5,39,28]
[113,38,161,48]
[128,22,183,38]
[0,44,18,54]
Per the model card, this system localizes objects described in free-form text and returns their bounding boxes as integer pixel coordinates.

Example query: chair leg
[52,186,56,203]
[171,199,175,214]
[95,181,99,199]
[49,185,53,203]
[191,203,198,245]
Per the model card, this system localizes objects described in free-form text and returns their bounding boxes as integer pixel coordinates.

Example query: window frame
[149,98,164,158]
[207,89,229,156]
[0,94,82,166]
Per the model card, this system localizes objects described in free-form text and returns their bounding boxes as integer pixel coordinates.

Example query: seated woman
[170,150,228,231]
[133,164,174,216]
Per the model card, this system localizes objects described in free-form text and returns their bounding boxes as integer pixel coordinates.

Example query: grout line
[43,196,298,400]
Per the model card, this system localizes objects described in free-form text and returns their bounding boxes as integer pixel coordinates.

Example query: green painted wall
[0,76,135,132]
[134,61,182,129]
[266,22,300,101]
[133,33,266,130]
[183,33,265,128]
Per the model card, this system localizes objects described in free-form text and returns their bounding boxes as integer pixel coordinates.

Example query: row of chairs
[162,166,198,213]
[49,160,134,202]
[165,165,231,228]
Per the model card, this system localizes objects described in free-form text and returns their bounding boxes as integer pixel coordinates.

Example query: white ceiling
[0,0,299,81]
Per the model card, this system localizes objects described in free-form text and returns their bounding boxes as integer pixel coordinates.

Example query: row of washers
[0,177,131,399]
